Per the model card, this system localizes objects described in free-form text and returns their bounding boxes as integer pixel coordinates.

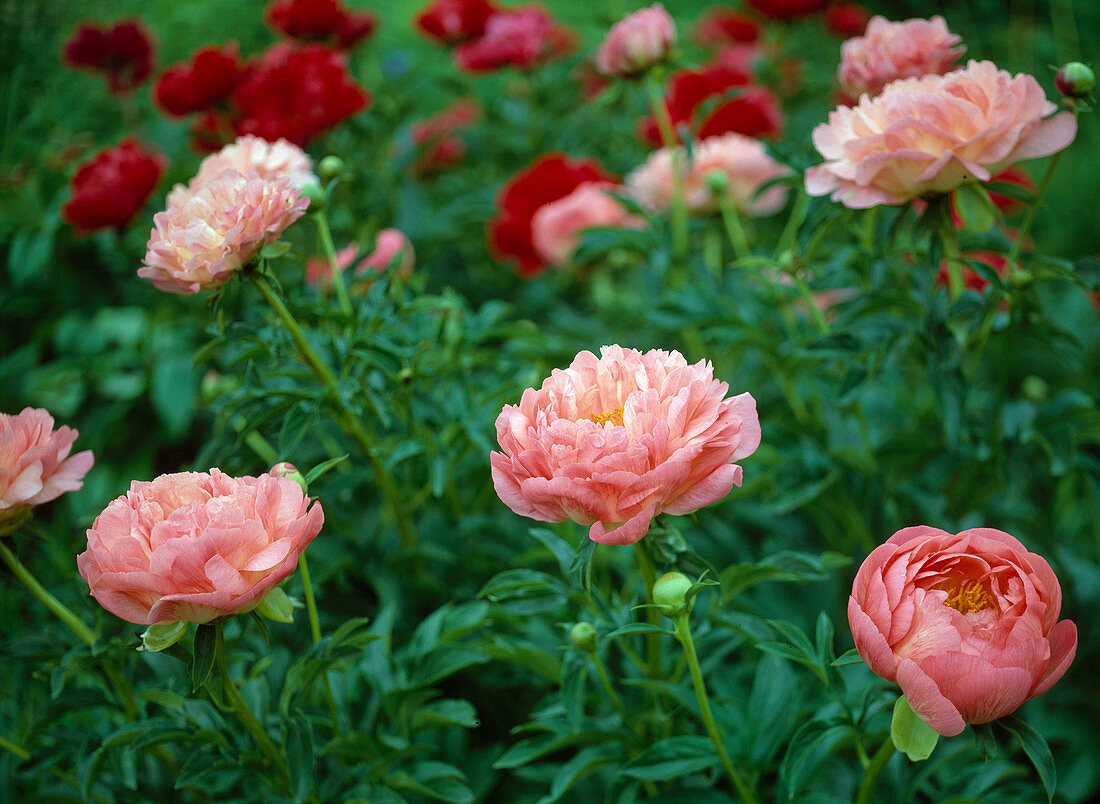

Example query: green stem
[718,196,751,263]
[855,735,895,804]
[1006,148,1065,276]
[644,74,688,262]
[672,613,757,804]
[0,538,96,646]
[214,625,291,792]
[252,274,417,549]
[314,209,354,316]
[790,272,830,335]
[588,649,629,721]
[634,541,662,679]
[774,186,809,260]
[299,554,342,734]
[940,223,964,302]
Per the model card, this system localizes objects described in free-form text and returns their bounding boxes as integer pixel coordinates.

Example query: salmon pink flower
[596,4,676,79]
[491,346,760,546]
[838,16,965,100]
[173,135,316,206]
[806,60,1077,208]
[849,526,1077,736]
[530,183,644,268]
[62,138,165,233]
[1,408,94,527]
[77,468,323,625]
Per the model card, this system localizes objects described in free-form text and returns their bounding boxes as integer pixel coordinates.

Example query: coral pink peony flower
[154,42,248,117]
[838,16,965,100]
[806,61,1077,209]
[491,346,761,545]
[530,183,644,267]
[265,0,378,49]
[627,132,790,215]
[62,138,165,233]
[1,408,94,526]
[139,170,309,295]
[454,6,574,72]
[173,135,316,206]
[77,468,323,625]
[416,0,498,44]
[61,19,155,94]
[596,4,676,79]
[849,526,1077,736]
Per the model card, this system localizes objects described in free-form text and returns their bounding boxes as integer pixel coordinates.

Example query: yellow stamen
[942,580,993,614]
[589,408,625,426]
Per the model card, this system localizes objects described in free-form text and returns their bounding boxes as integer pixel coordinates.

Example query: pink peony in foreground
[77,468,323,625]
[530,182,644,268]
[849,526,1077,737]
[627,132,790,215]
[838,16,964,100]
[1,408,94,525]
[595,3,676,79]
[806,60,1077,208]
[171,135,317,207]
[140,169,309,294]
[491,346,760,545]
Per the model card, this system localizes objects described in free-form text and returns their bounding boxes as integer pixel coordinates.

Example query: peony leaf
[139,621,189,652]
[891,695,940,761]
[998,715,1056,803]
[191,623,217,693]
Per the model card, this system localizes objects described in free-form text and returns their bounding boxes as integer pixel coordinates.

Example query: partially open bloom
[491,346,760,545]
[838,16,965,100]
[849,526,1077,736]
[154,43,248,117]
[627,132,790,215]
[175,135,316,204]
[140,170,309,294]
[530,183,644,267]
[1,408,94,527]
[416,0,498,44]
[61,19,155,93]
[77,468,323,625]
[265,0,378,49]
[489,153,617,277]
[62,138,165,232]
[596,4,676,79]
[454,6,574,72]
[806,61,1077,208]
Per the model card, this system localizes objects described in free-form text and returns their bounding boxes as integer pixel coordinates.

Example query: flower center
[941,579,993,614]
[589,407,624,426]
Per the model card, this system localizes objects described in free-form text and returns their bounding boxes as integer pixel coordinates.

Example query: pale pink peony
[595,3,676,78]
[77,468,324,625]
[169,135,316,208]
[0,408,93,525]
[491,346,761,545]
[530,183,644,268]
[140,169,310,294]
[627,132,790,216]
[849,526,1077,737]
[838,16,965,100]
[806,61,1077,208]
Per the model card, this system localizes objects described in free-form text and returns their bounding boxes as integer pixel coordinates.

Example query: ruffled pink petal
[897,657,966,737]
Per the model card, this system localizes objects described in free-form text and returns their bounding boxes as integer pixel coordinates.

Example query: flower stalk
[314,207,354,316]
[855,735,895,804]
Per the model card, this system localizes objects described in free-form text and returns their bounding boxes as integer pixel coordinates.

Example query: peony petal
[897,657,966,737]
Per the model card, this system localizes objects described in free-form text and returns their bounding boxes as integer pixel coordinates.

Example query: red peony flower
[823,2,869,37]
[232,42,370,146]
[638,63,784,147]
[61,138,165,232]
[265,0,378,49]
[745,0,828,19]
[410,99,481,175]
[489,153,617,277]
[454,5,574,72]
[61,19,155,93]
[154,43,248,117]
[693,8,761,50]
[415,0,498,45]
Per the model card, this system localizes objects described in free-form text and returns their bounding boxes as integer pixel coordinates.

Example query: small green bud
[319,155,345,183]
[300,182,326,210]
[570,622,599,652]
[652,571,694,617]
[1020,375,1049,402]
[1055,62,1095,100]
[705,168,730,195]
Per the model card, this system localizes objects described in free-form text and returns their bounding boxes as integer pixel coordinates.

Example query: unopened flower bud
[300,182,326,210]
[270,462,307,491]
[319,155,345,184]
[652,571,694,616]
[1021,375,1049,403]
[570,622,599,652]
[705,168,730,196]
[1055,62,1095,100]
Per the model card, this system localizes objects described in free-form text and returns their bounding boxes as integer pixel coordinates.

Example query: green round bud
[270,462,308,492]
[652,571,694,617]
[319,155,345,183]
[705,168,730,195]
[570,622,599,652]
[300,182,326,210]
[1020,375,1049,403]
[1055,62,1095,99]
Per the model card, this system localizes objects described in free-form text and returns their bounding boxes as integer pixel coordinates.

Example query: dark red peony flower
[61,19,155,93]
[410,99,481,175]
[745,0,828,19]
[154,43,248,117]
[823,2,869,37]
[489,153,616,277]
[265,0,378,49]
[454,5,574,72]
[693,8,762,50]
[61,138,165,232]
[416,0,498,45]
[232,42,370,146]
[638,63,784,147]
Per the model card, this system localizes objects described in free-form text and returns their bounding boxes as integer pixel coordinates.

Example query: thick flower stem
[214,625,291,793]
[252,274,417,550]
[314,208,354,317]
[634,541,662,679]
[644,74,689,262]
[0,539,96,647]
[672,613,757,804]
[939,222,965,302]
[718,195,751,263]
[855,735,895,804]
[298,554,342,734]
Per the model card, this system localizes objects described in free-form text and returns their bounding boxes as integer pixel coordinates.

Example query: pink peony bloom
[849,526,1077,737]
[77,468,323,625]
[806,60,1077,208]
[140,169,309,294]
[306,230,415,292]
[838,16,965,101]
[173,135,316,206]
[628,132,790,216]
[491,346,760,546]
[595,3,676,79]
[530,182,644,267]
[1,408,94,525]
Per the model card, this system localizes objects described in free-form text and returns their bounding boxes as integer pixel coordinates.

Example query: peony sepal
[891,695,940,761]
[140,621,189,652]
[254,587,299,624]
